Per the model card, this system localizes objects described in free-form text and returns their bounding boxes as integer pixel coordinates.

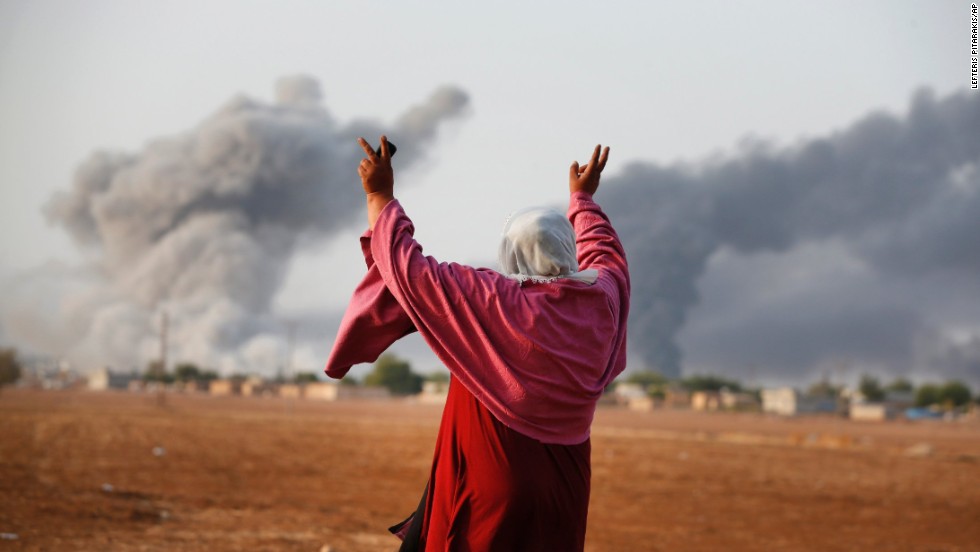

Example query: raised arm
[353,136,525,412]
[323,136,410,379]
[567,145,628,276]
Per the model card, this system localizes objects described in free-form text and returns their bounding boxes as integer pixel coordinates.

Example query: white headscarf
[498,207,599,284]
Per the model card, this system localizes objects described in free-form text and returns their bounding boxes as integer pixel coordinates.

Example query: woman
[325,136,629,551]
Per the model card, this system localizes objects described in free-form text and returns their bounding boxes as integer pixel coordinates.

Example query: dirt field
[1,389,978,552]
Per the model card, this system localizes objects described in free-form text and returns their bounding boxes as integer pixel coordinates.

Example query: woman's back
[331,190,628,444]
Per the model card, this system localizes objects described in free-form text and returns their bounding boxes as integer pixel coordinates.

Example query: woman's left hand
[569,144,610,196]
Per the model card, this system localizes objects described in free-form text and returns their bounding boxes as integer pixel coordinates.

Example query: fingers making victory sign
[569,144,610,196]
[357,135,394,197]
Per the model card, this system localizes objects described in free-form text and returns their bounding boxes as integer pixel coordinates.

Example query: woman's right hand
[569,144,610,196]
[358,136,395,229]
[358,136,394,198]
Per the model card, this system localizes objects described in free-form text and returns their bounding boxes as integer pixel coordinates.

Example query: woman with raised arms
[326,136,630,551]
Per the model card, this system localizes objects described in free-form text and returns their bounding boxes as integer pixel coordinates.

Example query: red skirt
[392,378,591,551]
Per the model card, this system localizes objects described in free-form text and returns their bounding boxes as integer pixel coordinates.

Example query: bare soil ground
[1,389,978,551]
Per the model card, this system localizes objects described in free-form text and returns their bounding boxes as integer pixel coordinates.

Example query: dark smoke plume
[602,88,980,382]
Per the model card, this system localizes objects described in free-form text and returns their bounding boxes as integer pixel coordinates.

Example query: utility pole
[159,309,169,375]
[285,320,296,380]
[150,308,170,406]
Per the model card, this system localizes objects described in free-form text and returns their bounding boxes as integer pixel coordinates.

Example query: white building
[849,402,892,421]
[762,388,837,416]
[418,380,449,404]
[87,367,138,391]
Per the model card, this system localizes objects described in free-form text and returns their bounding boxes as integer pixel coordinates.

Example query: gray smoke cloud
[603,88,980,385]
[3,76,468,374]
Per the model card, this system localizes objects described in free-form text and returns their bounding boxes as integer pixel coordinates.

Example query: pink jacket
[325,191,630,445]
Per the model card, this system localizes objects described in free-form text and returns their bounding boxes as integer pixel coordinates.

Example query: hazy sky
[0,1,972,384]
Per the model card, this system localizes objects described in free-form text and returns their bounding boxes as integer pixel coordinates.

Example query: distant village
[2,348,977,423]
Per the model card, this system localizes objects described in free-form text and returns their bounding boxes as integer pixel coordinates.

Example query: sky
[0,0,975,387]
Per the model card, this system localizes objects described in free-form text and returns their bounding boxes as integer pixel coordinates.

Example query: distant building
[241,376,274,397]
[278,383,303,398]
[611,382,661,410]
[691,391,722,411]
[304,382,340,401]
[418,380,449,404]
[904,407,944,420]
[18,356,83,390]
[720,390,759,411]
[613,383,647,401]
[848,390,915,421]
[691,390,759,412]
[209,379,241,396]
[627,396,656,411]
[761,388,837,416]
[664,387,691,409]
[850,402,892,422]
[305,381,393,401]
[87,368,139,391]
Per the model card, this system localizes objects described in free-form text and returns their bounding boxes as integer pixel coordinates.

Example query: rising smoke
[602,88,980,384]
[3,76,468,374]
[5,82,978,387]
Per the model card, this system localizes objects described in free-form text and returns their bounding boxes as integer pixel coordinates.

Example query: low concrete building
[692,390,758,412]
[848,390,913,421]
[762,387,837,416]
[691,391,722,411]
[721,390,759,411]
[305,382,340,401]
[611,382,665,410]
[20,357,84,390]
[613,382,647,401]
[209,379,241,396]
[278,383,303,399]
[87,368,139,391]
[418,380,449,404]
[627,396,656,411]
[305,382,392,401]
[664,387,691,409]
[850,402,892,421]
[241,376,274,397]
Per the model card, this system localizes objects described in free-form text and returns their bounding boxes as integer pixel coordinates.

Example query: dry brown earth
[1,389,978,551]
